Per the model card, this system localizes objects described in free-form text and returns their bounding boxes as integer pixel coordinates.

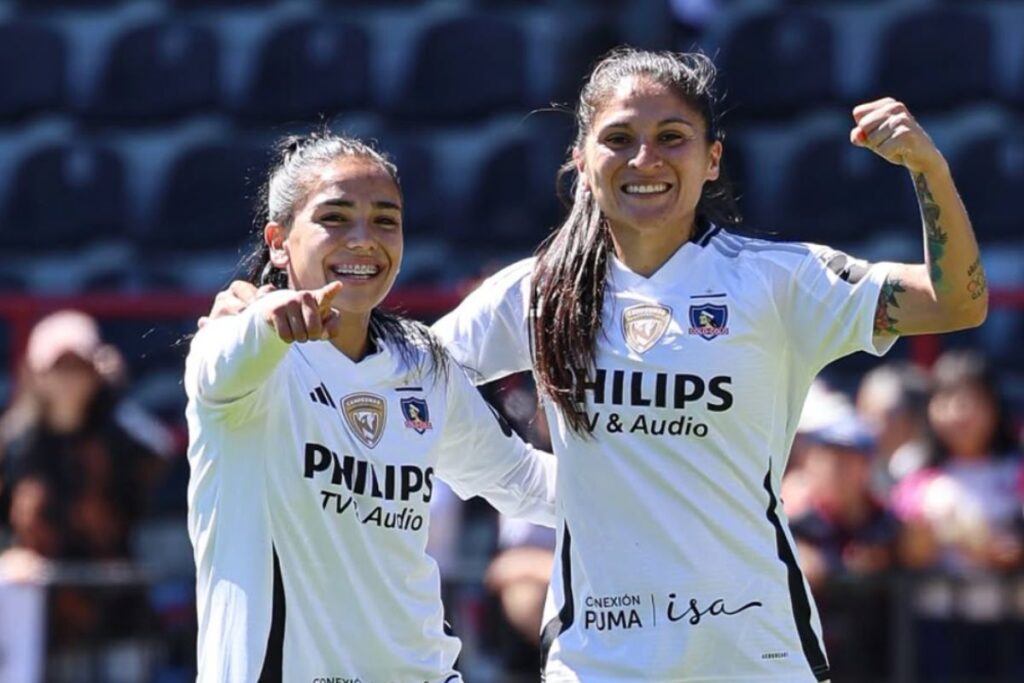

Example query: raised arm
[850,98,988,337]
[190,283,342,406]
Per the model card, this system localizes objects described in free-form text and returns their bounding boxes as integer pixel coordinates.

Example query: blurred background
[0,0,1021,680]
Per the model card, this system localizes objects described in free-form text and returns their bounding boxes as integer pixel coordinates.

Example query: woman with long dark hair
[433,48,987,681]
[185,131,556,682]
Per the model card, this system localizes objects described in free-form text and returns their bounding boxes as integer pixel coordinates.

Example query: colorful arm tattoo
[914,173,948,290]
[874,276,906,336]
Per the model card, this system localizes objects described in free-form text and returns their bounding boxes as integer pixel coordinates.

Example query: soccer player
[207,49,988,682]
[185,132,557,682]
[432,49,987,681]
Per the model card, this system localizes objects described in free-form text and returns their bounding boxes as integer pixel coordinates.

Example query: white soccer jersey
[433,226,895,682]
[185,293,556,683]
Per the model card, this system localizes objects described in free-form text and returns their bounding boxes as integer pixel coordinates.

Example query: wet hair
[240,129,448,379]
[530,48,742,435]
[926,350,1019,462]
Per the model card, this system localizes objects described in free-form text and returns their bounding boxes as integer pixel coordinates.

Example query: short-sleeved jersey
[185,297,556,683]
[433,226,895,682]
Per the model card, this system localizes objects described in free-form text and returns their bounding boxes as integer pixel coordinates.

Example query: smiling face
[578,76,721,249]
[266,155,403,316]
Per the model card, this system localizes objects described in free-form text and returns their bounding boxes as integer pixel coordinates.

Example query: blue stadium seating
[776,131,919,245]
[0,22,66,121]
[873,8,994,111]
[146,142,269,251]
[720,10,835,117]
[239,19,371,123]
[1,142,126,251]
[381,137,440,237]
[390,15,528,122]
[464,136,556,249]
[953,131,1024,243]
[87,21,219,123]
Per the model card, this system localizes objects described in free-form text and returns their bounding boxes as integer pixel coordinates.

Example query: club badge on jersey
[401,397,433,434]
[342,393,387,448]
[622,303,672,354]
[688,303,730,341]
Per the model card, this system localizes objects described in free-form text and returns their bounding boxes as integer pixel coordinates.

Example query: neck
[330,310,374,361]
[608,216,697,277]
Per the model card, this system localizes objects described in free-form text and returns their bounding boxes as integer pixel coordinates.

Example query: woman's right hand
[261,282,344,343]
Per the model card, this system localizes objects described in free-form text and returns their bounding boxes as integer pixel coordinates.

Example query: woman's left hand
[850,97,946,174]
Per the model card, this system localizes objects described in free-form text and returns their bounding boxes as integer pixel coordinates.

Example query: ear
[706,140,723,182]
[264,222,290,268]
[572,147,590,192]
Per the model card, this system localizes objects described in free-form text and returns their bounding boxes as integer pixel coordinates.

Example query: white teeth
[624,183,669,195]
[331,264,380,276]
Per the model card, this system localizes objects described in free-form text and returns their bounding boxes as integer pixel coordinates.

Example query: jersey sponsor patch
[400,397,432,434]
[341,393,387,448]
[688,303,729,340]
[622,303,672,354]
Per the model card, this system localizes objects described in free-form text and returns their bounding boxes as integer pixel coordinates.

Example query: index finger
[315,281,344,313]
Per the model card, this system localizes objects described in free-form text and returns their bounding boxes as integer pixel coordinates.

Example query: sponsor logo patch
[688,303,729,340]
[622,303,672,354]
[341,393,386,448]
[400,397,432,434]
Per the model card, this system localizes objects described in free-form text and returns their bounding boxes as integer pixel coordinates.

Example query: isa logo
[401,397,433,434]
[688,303,729,341]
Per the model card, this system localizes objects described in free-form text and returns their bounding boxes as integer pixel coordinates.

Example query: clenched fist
[850,97,945,174]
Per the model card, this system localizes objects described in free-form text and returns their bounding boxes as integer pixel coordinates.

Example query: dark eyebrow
[318,198,402,211]
[602,117,698,130]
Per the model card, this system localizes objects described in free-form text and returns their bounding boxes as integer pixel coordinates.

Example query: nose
[629,141,662,170]
[345,219,376,251]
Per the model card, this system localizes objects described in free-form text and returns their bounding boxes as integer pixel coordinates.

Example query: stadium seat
[390,15,528,122]
[0,22,66,121]
[16,0,124,7]
[720,10,835,118]
[146,142,269,252]
[463,137,556,249]
[953,131,1024,243]
[1,142,126,251]
[546,21,623,106]
[172,0,273,6]
[239,19,371,122]
[776,131,919,245]
[873,8,994,111]
[87,21,219,123]
[380,137,439,237]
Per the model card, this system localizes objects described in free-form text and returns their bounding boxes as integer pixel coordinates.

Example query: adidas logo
[309,382,336,409]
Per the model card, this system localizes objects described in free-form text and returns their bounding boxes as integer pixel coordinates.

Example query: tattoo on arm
[967,257,987,301]
[914,173,948,289]
[874,276,906,336]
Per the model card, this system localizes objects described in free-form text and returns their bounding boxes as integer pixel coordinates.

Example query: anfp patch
[622,303,672,354]
[341,393,387,448]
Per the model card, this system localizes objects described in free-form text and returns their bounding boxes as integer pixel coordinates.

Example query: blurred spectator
[891,351,1024,681]
[0,311,169,568]
[856,362,932,497]
[791,412,900,591]
[782,379,852,519]
[893,350,1023,575]
[789,412,900,680]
